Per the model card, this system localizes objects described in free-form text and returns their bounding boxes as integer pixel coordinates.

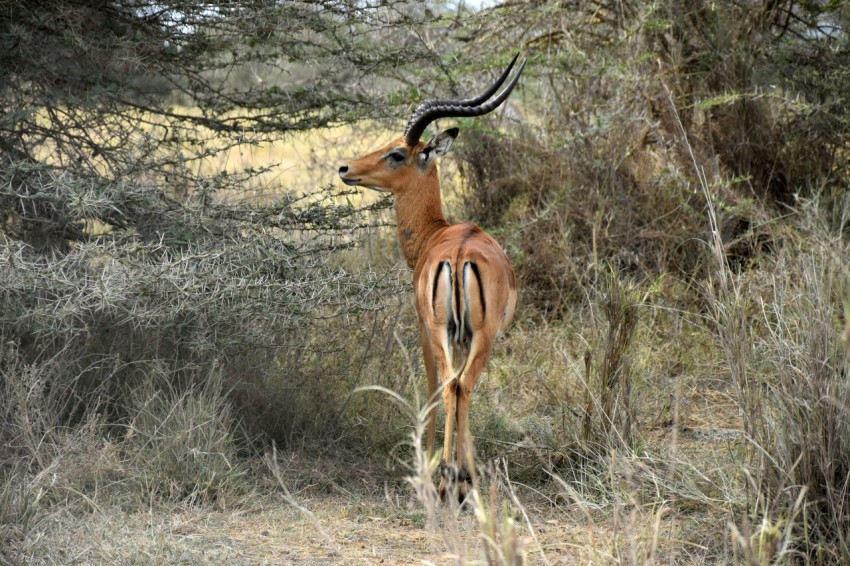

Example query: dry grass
[5,37,850,565]
[3,226,842,564]
[6,117,849,562]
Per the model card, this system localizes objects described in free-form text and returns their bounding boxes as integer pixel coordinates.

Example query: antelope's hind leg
[418,319,439,463]
[423,260,462,501]
[438,365,458,500]
[453,336,493,503]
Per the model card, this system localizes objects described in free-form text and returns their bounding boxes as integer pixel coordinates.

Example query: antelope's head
[338,54,526,195]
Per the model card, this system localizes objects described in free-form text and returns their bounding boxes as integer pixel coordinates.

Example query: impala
[339,55,525,499]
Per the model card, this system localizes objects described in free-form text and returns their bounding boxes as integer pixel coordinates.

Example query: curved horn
[403,55,527,147]
[406,53,519,125]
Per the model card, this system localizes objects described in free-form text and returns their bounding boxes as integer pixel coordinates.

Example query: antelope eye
[386,151,406,163]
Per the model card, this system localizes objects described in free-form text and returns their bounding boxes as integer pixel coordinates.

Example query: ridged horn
[403,54,527,147]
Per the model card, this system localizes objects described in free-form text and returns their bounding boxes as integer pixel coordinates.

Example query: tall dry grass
[670,82,850,562]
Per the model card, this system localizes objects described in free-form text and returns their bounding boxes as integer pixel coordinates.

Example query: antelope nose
[338,165,348,177]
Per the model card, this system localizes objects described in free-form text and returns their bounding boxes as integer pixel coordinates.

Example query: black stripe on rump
[454,262,462,341]
[431,260,454,325]
[469,261,487,316]
[431,261,447,317]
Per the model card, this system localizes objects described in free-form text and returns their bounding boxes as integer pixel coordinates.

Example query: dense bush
[432,2,850,559]
[0,0,439,440]
[449,0,849,316]
[0,5,430,551]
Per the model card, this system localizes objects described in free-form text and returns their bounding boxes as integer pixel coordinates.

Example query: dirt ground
[21,491,606,564]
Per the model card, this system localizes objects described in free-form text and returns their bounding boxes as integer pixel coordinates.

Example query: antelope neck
[393,174,449,268]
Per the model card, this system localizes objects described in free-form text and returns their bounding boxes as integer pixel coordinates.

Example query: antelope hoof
[438,461,473,504]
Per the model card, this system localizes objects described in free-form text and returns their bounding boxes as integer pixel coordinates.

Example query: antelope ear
[426,128,459,157]
[420,128,458,168]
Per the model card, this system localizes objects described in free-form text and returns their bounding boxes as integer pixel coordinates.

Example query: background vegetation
[1,0,849,563]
